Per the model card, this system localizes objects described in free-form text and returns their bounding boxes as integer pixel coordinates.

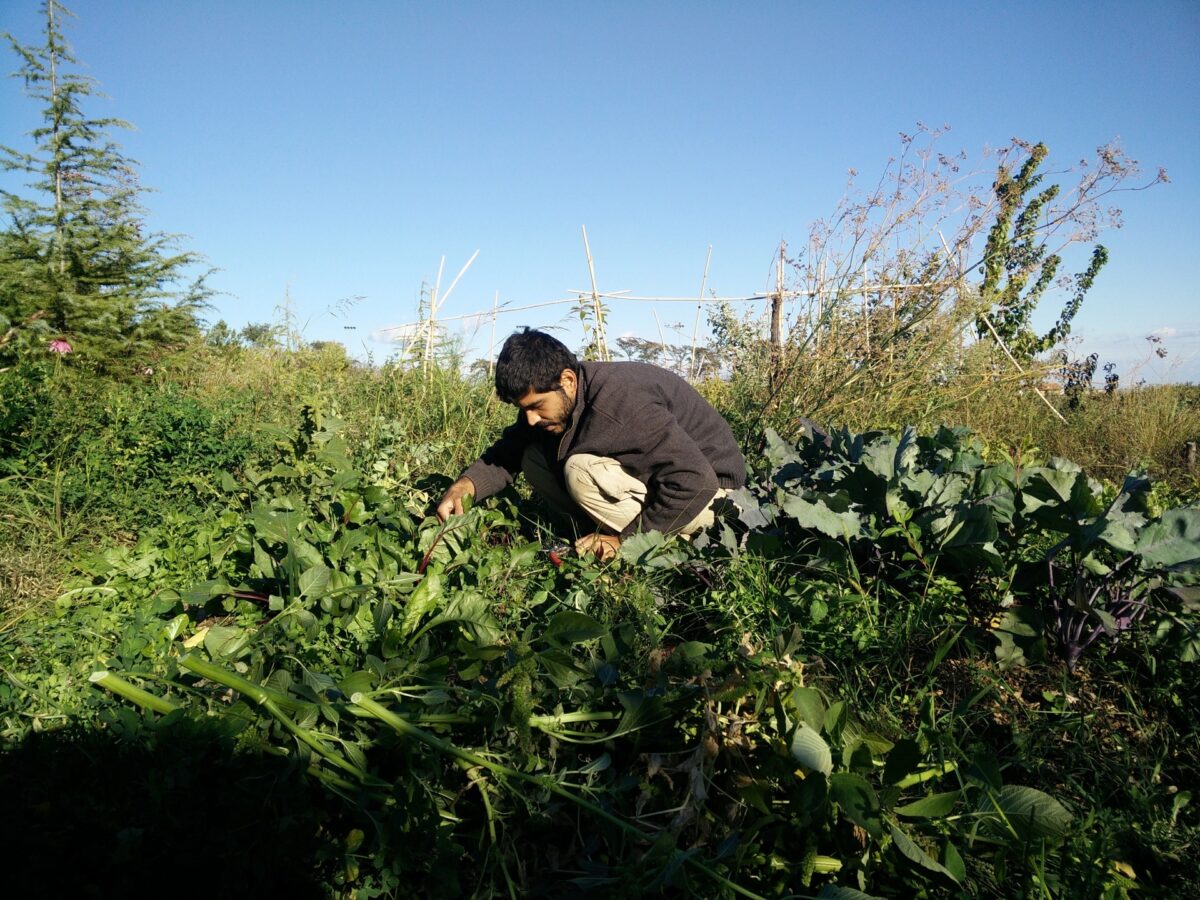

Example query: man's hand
[436,477,475,523]
[575,532,620,563]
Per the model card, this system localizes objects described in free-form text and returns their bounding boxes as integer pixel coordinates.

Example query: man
[437,328,746,561]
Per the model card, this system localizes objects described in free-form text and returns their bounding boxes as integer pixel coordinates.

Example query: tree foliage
[0,0,209,371]
[976,142,1108,359]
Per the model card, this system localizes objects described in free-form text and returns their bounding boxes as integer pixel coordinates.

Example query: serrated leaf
[790,724,833,776]
[764,428,800,469]
[415,590,501,645]
[781,494,861,540]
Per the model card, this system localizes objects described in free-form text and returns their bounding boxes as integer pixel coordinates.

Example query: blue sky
[2,0,1197,382]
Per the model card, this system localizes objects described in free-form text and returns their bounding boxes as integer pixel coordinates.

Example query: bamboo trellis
[375,231,967,386]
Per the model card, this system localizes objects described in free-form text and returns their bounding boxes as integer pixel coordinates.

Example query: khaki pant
[522,446,727,537]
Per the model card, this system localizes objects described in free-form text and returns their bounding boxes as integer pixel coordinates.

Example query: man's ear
[558,368,577,397]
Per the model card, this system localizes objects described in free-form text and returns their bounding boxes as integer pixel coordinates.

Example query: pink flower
[48,338,73,354]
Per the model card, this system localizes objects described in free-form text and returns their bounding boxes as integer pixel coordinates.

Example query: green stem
[180,655,372,783]
[896,760,958,789]
[351,692,771,900]
[89,671,179,715]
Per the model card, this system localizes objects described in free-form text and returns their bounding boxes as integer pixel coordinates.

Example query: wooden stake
[770,242,785,390]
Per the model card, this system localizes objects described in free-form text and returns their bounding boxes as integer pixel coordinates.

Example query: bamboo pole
[690,245,712,380]
[652,308,667,362]
[424,256,445,379]
[979,312,1067,423]
[488,290,499,377]
[580,225,610,360]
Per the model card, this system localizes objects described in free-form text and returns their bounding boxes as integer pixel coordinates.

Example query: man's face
[515,368,578,434]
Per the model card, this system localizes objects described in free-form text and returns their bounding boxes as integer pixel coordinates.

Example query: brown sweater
[462,361,746,537]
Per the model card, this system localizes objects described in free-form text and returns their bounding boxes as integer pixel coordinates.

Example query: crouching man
[436,328,746,561]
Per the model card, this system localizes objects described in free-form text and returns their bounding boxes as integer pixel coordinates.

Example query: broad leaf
[542,610,607,645]
[890,824,960,883]
[894,790,961,818]
[790,724,833,776]
[982,785,1073,841]
[1135,508,1200,568]
[298,563,331,600]
[829,772,883,839]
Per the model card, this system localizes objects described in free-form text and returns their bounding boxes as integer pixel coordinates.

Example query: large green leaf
[400,571,442,636]
[781,494,861,540]
[894,790,961,818]
[1135,508,1200,568]
[788,686,826,731]
[542,610,608,645]
[982,784,1073,841]
[829,772,883,839]
[764,428,800,468]
[415,590,501,645]
[298,563,331,600]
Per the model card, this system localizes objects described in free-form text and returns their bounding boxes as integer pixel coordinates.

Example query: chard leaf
[298,563,331,600]
[542,610,607,645]
[415,590,501,645]
[400,571,442,636]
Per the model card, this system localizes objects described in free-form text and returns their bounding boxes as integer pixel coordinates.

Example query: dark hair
[494,328,579,403]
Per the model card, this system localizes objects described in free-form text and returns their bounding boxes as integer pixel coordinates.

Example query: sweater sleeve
[617,401,719,538]
[460,418,533,500]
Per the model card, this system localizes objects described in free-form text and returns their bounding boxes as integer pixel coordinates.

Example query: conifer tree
[0,0,208,370]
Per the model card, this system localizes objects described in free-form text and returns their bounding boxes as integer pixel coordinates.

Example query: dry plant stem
[978,313,1066,424]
